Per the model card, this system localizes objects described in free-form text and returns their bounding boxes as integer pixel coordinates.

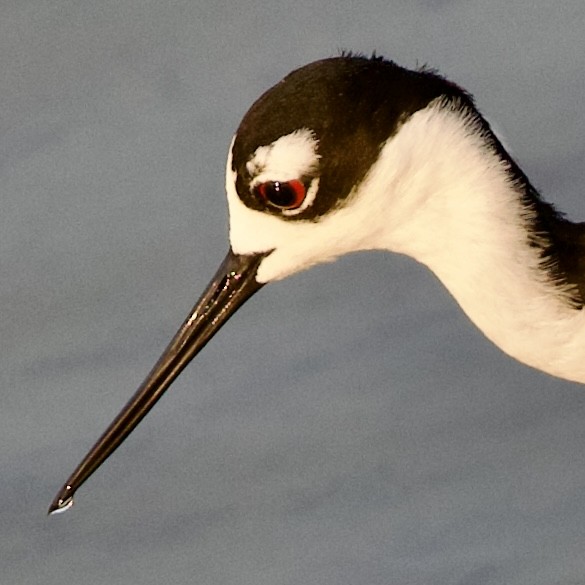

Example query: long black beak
[49,248,268,514]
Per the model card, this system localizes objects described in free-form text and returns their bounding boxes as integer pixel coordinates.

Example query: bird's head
[49,54,470,514]
[226,55,466,282]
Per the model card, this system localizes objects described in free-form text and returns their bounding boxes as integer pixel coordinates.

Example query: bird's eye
[254,180,306,210]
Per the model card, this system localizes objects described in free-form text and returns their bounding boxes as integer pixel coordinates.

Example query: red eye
[255,180,306,210]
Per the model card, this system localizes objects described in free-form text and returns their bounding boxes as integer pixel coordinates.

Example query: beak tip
[48,486,75,516]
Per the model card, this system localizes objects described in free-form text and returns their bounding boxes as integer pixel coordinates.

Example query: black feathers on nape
[416,62,439,75]
[338,49,387,62]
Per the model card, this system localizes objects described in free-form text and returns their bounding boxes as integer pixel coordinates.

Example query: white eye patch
[246,128,320,185]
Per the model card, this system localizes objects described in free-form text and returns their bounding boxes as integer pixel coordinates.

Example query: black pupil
[266,181,296,208]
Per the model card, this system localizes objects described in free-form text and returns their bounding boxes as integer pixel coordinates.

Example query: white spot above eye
[246,128,320,185]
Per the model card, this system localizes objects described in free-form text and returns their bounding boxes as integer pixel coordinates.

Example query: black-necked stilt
[49,54,585,514]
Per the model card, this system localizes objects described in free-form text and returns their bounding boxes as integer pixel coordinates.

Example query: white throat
[226,99,585,383]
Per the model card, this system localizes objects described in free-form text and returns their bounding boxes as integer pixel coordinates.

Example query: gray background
[4,2,585,584]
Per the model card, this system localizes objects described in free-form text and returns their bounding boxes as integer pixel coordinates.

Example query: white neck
[226,99,585,383]
[368,99,585,383]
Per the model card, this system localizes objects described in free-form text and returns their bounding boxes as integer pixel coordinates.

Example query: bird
[49,53,585,514]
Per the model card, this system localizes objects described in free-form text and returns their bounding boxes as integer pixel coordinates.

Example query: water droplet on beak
[49,497,74,515]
